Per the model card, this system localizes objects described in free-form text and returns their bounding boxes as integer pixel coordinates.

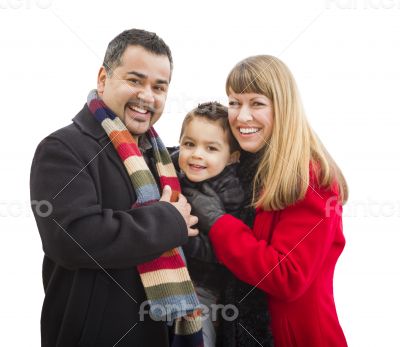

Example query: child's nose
[192,147,204,158]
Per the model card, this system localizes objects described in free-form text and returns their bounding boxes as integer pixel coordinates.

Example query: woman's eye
[228,101,239,107]
[253,101,265,106]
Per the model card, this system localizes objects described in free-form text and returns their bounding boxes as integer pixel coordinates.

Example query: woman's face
[228,90,274,153]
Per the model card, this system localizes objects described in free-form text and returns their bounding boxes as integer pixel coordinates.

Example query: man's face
[97,45,171,140]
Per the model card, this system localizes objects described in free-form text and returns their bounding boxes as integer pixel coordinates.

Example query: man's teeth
[130,106,148,114]
[239,128,260,134]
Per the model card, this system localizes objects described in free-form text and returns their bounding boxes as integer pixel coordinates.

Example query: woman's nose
[236,106,253,123]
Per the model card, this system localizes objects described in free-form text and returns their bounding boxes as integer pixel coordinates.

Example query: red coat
[209,182,348,347]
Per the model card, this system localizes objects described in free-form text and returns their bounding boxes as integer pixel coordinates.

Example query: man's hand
[160,186,199,237]
[182,183,225,234]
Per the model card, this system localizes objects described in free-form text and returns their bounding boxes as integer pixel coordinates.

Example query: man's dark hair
[180,102,240,153]
[103,28,173,75]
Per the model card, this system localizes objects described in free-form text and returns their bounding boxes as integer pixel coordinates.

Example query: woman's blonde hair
[226,55,348,210]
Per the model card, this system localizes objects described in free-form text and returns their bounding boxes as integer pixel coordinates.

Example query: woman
[183,55,348,347]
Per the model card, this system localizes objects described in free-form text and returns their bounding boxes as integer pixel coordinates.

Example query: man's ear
[228,150,240,164]
[97,66,108,96]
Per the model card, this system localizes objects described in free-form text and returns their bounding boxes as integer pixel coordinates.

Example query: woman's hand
[182,183,225,234]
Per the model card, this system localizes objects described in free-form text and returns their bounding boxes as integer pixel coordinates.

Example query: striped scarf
[87,90,203,347]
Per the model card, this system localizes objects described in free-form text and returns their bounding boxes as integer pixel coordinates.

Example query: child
[176,102,244,347]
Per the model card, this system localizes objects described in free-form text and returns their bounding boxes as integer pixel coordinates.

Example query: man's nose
[137,85,155,104]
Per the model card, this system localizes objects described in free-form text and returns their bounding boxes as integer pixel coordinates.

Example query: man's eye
[154,85,166,92]
[128,79,140,85]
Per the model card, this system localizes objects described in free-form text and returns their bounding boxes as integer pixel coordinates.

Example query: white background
[1,0,399,346]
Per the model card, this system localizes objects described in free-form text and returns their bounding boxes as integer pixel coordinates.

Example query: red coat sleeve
[209,185,342,302]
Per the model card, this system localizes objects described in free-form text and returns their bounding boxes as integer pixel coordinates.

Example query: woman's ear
[228,150,241,164]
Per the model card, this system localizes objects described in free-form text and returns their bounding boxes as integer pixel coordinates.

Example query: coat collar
[72,104,152,151]
[72,104,136,202]
[72,104,108,140]
[71,103,157,204]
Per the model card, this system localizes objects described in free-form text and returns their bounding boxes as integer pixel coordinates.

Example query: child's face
[179,117,236,182]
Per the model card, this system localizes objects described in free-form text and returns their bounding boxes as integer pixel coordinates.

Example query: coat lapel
[72,105,136,204]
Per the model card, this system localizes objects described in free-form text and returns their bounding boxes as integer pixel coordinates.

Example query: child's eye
[183,141,194,147]
[208,146,218,151]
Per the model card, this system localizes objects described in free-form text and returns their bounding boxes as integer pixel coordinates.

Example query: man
[30,29,199,347]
